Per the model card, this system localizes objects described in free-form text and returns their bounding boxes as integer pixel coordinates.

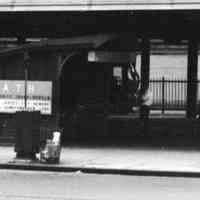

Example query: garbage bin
[15,111,41,159]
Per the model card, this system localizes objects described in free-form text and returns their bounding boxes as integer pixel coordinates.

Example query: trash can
[15,111,41,159]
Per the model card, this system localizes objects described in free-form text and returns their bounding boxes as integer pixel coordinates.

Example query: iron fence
[149,77,198,112]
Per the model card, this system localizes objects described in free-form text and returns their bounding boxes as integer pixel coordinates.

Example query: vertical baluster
[162,77,165,114]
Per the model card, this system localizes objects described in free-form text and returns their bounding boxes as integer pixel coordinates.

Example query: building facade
[0,1,200,141]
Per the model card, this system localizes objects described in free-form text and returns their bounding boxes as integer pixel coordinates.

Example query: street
[0,170,199,200]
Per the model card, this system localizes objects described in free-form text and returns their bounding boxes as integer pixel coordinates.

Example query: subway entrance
[60,51,138,142]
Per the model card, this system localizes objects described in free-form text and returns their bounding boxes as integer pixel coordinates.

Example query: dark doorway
[60,53,111,142]
[60,52,139,143]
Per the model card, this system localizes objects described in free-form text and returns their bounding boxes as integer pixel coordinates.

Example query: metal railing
[149,77,189,112]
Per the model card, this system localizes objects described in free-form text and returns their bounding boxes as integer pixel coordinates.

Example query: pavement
[1,143,200,177]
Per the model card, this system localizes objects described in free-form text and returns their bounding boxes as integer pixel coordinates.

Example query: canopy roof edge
[1,1,200,12]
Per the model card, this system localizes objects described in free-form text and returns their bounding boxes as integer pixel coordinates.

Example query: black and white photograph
[0,0,200,199]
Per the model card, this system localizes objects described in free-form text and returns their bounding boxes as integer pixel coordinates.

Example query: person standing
[127,62,140,111]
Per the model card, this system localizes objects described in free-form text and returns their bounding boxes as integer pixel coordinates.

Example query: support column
[139,37,151,136]
[140,37,150,92]
[186,40,198,118]
[55,53,62,129]
[17,36,26,45]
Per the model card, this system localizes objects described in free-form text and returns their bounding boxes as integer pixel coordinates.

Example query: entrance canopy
[1,0,200,11]
[0,34,138,57]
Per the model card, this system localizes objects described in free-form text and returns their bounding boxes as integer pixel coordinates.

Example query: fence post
[162,77,165,114]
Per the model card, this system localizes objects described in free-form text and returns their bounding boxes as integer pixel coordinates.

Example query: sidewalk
[1,144,200,177]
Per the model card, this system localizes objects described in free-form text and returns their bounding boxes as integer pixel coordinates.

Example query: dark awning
[0,34,133,57]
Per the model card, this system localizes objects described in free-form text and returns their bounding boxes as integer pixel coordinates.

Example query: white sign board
[113,66,122,78]
[88,51,136,63]
[0,81,52,115]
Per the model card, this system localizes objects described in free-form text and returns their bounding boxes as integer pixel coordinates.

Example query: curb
[0,163,200,178]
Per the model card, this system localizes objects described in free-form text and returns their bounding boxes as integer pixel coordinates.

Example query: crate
[40,140,61,164]
[39,129,62,164]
